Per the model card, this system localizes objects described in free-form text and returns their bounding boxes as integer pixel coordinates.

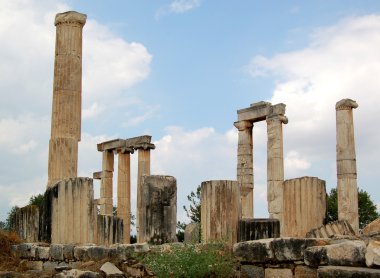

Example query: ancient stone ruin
[8,9,380,278]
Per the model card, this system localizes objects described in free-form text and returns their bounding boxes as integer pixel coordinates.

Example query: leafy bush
[142,243,235,278]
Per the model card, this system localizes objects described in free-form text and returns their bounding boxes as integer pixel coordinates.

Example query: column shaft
[234,120,253,218]
[267,114,287,228]
[100,150,114,215]
[117,152,131,244]
[336,99,359,233]
[137,148,151,243]
[47,11,86,188]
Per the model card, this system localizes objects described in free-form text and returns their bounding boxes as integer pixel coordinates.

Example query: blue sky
[1,0,380,226]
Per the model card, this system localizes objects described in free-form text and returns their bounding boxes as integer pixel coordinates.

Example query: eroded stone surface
[100,262,123,277]
[241,265,264,278]
[184,222,200,243]
[294,265,317,278]
[304,240,366,267]
[362,217,380,237]
[265,268,293,278]
[365,240,380,267]
[317,266,380,277]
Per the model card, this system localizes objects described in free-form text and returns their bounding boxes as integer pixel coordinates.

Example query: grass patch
[142,243,235,278]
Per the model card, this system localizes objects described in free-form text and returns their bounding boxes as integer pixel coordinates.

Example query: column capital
[234,120,253,131]
[336,99,358,111]
[115,147,134,154]
[135,143,155,150]
[55,11,87,26]
[266,114,288,124]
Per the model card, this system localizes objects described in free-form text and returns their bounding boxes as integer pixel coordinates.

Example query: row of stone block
[11,243,149,262]
[234,237,380,269]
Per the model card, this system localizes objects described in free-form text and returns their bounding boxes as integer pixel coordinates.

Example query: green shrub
[142,243,235,278]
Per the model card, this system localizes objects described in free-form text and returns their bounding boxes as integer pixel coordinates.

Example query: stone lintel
[55,11,87,26]
[237,101,272,122]
[268,103,286,117]
[97,135,152,152]
[135,143,155,150]
[93,171,112,179]
[336,99,358,110]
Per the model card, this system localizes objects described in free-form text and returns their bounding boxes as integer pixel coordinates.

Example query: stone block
[265,268,293,278]
[50,244,64,261]
[240,265,264,278]
[366,240,380,267]
[73,246,91,261]
[17,243,37,259]
[36,246,50,260]
[362,217,380,237]
[100,262,123,277]
[294,265,317,278]
[184,222,200,243]
[306,219,355,238]
[317,266,380,277]
[304,240,366,267]
[43,261,59,271]
[63,244,75,261]
[234,238,329,263]
[87,246,108,261]
[54,269,101,278]
[0,271,22,278]
[238,218,280,242]
[19,260,43,271]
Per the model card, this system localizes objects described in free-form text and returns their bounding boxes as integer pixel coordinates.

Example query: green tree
[28,194,44,207]
[327,188,379,229]
[183,185,201,223]
[5,206,19,231]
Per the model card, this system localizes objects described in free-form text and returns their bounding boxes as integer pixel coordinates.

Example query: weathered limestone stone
[282,177,327,237]
[265,268,293,278]
[54,269,101,278]
[336,99,359,234]
[117,150,132,244]
[100,150,114,215]
[201,180,241,245]
[362,217,380,237]
[96,215,123,246]
[100,262,123,277]
[50,178,96,244]
[15,243,38,259]
[304,240,366,267]
[234,238,330,263]
[140,175,177,244]
[317,266,380,277]
[47,11,86,188]
[43,261,59,271]
[234,120,254,218]
[50,244,64,261]
[184,222,200,243]
[238,218,280,242]
[306,219,355,238]
[136,144,154,243]
[366,240,380,267]
[241,265,264,278]
[294,265,317,278]
[11,205,39,242]
[266,104,287,228]
[19,260,43,271]
[36,246,50,260]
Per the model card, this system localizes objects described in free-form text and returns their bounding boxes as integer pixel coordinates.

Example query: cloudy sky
[1,0,380,225]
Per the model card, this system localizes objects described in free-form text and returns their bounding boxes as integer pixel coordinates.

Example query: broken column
[100,150,114,215]
[336,99,359,234]
[234,120,254,218]
[140,175,177,244]
[201,180,241,246]
[49,178,96,244]
[282,177,327,237]
[136,143,155,243]
[117,148,133,244]
[47,11,87,188]
[266,104,287,226]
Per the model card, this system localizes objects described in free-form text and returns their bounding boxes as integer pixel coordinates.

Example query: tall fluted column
[136,143,155,243]
[266,106,287,230]
[117,149,133,244]
[336,99,359,234]
[234,120,253,218]
[100,150,114,215]
[47,11,87,188]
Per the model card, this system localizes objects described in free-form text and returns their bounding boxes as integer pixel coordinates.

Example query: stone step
[317,266,380,277]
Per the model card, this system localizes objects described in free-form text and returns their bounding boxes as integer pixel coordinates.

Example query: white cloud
[284,150,311,178]
[156,0,201,19]
[170,0,201,13]
[83,103,105,119]
[249,14,380,202]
